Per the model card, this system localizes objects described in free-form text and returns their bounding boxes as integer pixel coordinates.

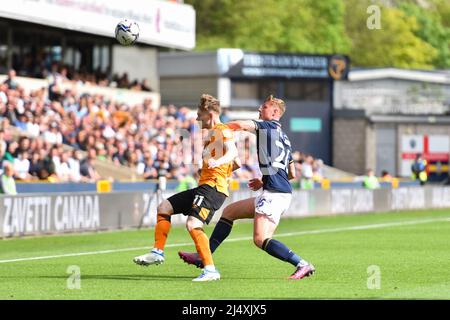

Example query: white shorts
[254,190,292,225]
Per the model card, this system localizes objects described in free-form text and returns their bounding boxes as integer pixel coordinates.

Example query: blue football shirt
[253,120,293,193]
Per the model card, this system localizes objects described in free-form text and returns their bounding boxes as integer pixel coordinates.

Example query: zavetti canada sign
[1,195,101,236]
[0,192,155,237]
[2,187,449,238]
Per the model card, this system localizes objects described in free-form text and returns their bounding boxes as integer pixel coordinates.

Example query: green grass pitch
[1,209,449,300]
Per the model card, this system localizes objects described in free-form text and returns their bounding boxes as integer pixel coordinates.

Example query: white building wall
[334,78,450,115]
[112,46,159,92]
[160,76,218,106]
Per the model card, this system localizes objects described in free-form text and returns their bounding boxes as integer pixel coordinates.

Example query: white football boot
[192,267,221,282]
[133,249,165,266]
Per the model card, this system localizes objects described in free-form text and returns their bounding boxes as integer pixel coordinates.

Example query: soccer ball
[115,19,140,46]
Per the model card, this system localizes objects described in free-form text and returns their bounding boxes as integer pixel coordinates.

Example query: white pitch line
[0,216,449,264]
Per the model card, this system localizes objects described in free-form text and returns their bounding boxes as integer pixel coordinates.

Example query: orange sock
[154,214,171,251]
[189,228,214,267]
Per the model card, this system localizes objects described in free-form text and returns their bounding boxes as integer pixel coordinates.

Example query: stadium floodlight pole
[156,173,167,206]
[138,171,168,230]
[158,175,167,192]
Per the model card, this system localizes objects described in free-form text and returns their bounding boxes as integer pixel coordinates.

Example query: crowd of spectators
[0,68,324,188]
[0,68,206,183]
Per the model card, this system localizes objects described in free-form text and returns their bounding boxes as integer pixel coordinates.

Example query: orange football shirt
[199,123,234,196]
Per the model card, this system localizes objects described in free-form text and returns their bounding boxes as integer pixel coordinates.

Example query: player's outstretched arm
[208,140,239,168]
[288,161,296,180]
[227,120,257,133]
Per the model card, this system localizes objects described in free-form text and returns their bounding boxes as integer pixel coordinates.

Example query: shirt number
[193,195,204,206]
[272,140,290,172]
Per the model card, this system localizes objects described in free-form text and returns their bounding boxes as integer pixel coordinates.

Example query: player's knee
[185,219,194,232]
[157,200,172,215]
[222,206,235,221]
[186,216,203,232]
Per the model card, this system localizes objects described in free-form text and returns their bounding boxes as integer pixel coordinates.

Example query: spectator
[153,149,172,178]
[176,169,198,192]
[3,69,19,90]
[411,154,427,186]
[381,170,393,182]
[65,132,81,149]
[141,79,153,92]
[362,169,380,189]
[219,107,231,123]
[312,158,324,182]
[113,143,127,165]
[14,113,28,131]
[0,142,6,172]
[118,72,130,89]
[141,156,158,180]
[0,161,17,195]
[0,129,7,153]
[17,136,31,154]
[29,152,44,178]
[13,151,31,180]
[300,155,315,190]
[26,112,40,137]
[48,145,61,171]
[56,151,72,182]
[68,149,84,182]
[80,152,101,182]
[3,141,18,163]
[43,122,63,144]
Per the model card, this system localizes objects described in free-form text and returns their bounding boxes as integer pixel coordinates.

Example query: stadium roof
[0,0,196,50]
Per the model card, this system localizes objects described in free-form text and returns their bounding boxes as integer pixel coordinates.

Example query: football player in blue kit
[179,95,315,280]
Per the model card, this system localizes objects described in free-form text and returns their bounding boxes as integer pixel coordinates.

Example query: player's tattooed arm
[288,160,296,180]
[226,120,257,133]
[208,140,239,168]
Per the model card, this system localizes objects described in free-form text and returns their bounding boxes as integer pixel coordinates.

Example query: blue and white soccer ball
[115,19,140,46]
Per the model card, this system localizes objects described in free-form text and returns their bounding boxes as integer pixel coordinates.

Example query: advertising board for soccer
[2,187,450,238]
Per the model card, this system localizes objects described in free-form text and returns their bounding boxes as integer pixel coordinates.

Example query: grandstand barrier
[1,186,449,238]
[0,74,161,107]
[14,180,420,194]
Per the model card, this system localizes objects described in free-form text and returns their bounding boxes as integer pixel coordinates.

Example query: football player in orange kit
[133,94,239,282]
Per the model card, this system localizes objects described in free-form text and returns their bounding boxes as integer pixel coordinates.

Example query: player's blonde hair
[265,95,286,116]
[198,94,221,114]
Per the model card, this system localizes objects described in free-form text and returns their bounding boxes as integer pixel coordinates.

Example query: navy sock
[262,238,301,267]
[209,218,234,253]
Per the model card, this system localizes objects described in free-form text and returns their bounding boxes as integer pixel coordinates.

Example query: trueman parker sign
[225,52,350,80]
